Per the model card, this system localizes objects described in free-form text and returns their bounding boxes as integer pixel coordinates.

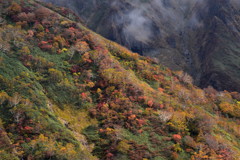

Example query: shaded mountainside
[1,0,240,160]
[41,0,240,92]
[196,0,240,91]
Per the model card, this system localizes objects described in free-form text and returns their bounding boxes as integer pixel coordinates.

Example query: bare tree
[158,111,173,122]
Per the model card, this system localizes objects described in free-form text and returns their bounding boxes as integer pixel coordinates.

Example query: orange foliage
[172,134,182,142]
[7,2,22,15]
[147,100,154,107]
[158,88,164,93]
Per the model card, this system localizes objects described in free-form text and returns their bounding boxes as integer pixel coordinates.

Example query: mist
[41,0,239,44]
[123,9,153,43]
[112,0,206,44]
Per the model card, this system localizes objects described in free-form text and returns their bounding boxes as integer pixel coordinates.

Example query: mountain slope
[41,0,240,93]
[195,0,240,91]
[0,0,240,160]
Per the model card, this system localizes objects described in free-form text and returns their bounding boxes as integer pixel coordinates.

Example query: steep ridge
[41,0,240,93]
[196,0,240,91]
[0,0,240,160]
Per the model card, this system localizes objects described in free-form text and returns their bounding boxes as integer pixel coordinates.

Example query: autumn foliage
[0,1,239,160]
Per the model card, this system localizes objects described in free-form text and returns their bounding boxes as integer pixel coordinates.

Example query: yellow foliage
[48,68,63,82]
[57,143,77,159]
[19,46,30,54]
[75,41,90,53]
[218,102,240,117]
[7,2,22,15]
[219,102,234,114]
[0,92,9,104]
[28,134,82,159]
[105,128,115,135]
[36,32,45,39]
[73,72,81,76]
[167,112,188,133]
[54,35,67,48]
[97,88,102,94]
[60,20,71,26]
[87,81,95,88]
[173,143,183,152]
[117,140,131,154]
[52,104,97,133]
[192,150,210,160]
[62,48,68,52]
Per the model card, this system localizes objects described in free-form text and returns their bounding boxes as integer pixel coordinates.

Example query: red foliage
[70,65,80,73]
[217,148,232,159]
[63,28,75,39]
[39,44,53,51]
[137,119,146,127]
[171,152,179,160]
[38,41,52,50]
[40,41,48,45]
[97,102,107,110]
[137,129,143,134]
[25,137,31,142]
[158,88,164,93]
[24,126,33,131]
[27,30,34,38]
[147,100,154,107]
[81,92,87,99]
[138,96,147,103]
[62,27,83,44]
[106,152,114,160]
[69,27,75,31]
[128,114,136,120]
[159,104,164,109]
[172,134,182,142]
[19,140,25,144]
[185,148,194,153]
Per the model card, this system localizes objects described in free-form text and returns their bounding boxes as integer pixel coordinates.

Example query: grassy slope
[0,0,240,160]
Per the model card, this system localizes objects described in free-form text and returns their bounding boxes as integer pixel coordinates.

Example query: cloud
[123,9,153,43]
[42,0,215,44]
[113,0,206,43]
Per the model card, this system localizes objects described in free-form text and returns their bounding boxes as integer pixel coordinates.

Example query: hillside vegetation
[0,0,240,160]
[41,0,240,93]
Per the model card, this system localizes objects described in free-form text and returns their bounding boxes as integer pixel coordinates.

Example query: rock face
[196,0,240,91]
[42,0,240,92]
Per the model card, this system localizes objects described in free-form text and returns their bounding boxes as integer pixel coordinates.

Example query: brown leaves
[35,7,51,21]
[6,2,22,16]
